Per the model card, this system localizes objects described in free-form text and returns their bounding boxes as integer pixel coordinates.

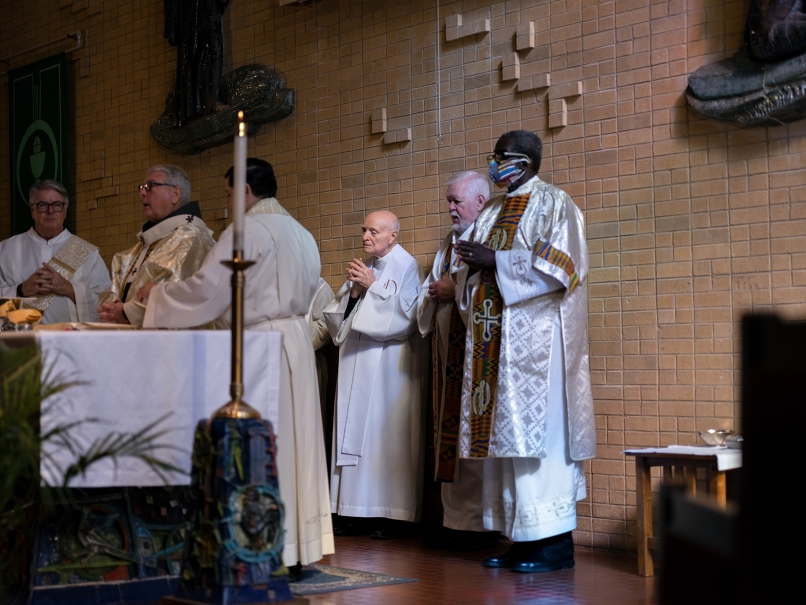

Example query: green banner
[8,53,68,236]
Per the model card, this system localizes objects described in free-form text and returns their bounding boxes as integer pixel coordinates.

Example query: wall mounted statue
[151,0,295,155]
[687,0,806,126]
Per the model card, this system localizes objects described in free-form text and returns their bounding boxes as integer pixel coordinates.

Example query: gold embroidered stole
[433,243,467,482]
[468,194,530,457]
[22,236,97,313]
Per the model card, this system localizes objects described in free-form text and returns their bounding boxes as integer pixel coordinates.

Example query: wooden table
[624,446,742,577]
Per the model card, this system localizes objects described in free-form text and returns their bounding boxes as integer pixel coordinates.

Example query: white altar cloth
[36,330,282,488]
[622,445,742,471]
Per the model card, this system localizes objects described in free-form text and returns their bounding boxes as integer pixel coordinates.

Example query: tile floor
[303,536,657,605]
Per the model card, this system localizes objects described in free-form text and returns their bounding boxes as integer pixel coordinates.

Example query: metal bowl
[700,429,734,447]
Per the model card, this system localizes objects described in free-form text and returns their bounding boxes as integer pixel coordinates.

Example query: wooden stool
[625,449,739,577]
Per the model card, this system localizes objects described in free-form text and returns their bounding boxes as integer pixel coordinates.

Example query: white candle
[233,112,247,252]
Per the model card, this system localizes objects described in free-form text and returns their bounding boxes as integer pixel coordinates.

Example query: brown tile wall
[2,0,803,553]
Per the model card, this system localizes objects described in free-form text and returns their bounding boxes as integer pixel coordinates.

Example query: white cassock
[0,228,111,323]
[306,277,335,424]
[142,197,334,565]
[450,176,596,542]
[324,243,426,521]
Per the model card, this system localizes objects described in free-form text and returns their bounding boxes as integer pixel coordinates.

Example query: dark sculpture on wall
[164,0,230,128]
[687,0,806,125]
[151,0,295,155]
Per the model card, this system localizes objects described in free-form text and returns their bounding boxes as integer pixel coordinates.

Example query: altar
[0,329,285,604]
[35,330,284,487]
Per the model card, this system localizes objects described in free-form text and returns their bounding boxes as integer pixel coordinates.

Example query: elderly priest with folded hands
[324,210,426,540]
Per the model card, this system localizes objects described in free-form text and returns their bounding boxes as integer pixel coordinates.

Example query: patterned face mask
[487,152,532,189]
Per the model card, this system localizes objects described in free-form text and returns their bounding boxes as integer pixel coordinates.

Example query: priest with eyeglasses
[97,164,214,326]
[451,130,596,573]
[0,179,111,324]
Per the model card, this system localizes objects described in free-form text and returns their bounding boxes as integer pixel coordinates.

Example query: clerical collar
[27,227,71,246]
[507,175,541,197]
[141,201,203,232]
[373,243,397,269]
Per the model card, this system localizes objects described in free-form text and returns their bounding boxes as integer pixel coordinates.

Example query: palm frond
[0,339,187,599]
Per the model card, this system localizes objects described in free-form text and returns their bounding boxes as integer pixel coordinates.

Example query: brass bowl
[700,429,734,447]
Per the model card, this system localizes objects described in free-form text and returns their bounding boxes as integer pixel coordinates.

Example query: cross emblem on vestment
[513,254,528,277]
[185,215,194,223]
[473,298,501,342]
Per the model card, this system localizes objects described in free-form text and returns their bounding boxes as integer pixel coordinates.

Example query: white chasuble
[324,244,427,521]
[457,176,596,462]
[143,198,334,566]
[0,228,111,324]
[442,313,587,541]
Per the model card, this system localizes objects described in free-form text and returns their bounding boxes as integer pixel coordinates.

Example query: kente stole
[469,194,530,457]
[433,243,467,482]
[22,236,97,313]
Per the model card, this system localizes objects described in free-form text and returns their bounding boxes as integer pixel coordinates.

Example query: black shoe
[511,532,575,573]
[483,541,536,568]
[370,520,411,540]
[287,562,303,583]
[334,517,371,537]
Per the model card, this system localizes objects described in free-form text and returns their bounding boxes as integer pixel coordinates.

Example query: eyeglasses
[33,201,66,213]
[139,181,177,192]
[487,151,531,164]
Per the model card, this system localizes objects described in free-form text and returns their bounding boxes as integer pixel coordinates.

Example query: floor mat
[289,564,418,595]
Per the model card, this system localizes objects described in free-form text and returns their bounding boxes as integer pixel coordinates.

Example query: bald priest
[324,211,426,539]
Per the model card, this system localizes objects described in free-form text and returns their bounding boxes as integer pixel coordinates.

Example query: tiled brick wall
[3,0,804,552]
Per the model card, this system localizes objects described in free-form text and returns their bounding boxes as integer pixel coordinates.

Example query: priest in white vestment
[324,211,426,539]
[0,179,110,323]
[452,130,596,572]
[137,159,334,578]
[307,277,335,438]
[416,171,501,550]
[98,165,214,326]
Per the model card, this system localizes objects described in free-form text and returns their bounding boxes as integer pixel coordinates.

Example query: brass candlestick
[214,250,258,419]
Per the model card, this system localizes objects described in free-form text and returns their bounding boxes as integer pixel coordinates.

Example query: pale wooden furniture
[624,447,741,577]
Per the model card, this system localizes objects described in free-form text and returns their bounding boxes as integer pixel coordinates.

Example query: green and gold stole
[433,243,468,482]
[468,194,531,457]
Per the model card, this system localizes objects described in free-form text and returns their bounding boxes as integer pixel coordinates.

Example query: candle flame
[238,111,246,137]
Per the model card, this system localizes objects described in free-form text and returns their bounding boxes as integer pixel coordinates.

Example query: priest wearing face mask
[324,211,426,539]
[452,130,596,573]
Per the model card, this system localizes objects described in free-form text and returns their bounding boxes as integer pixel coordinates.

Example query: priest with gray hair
[98,164,214,326]
[0,179,110,324]
[416,170,500,550]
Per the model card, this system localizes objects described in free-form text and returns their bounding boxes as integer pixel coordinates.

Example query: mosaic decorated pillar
[166,417,293,604]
